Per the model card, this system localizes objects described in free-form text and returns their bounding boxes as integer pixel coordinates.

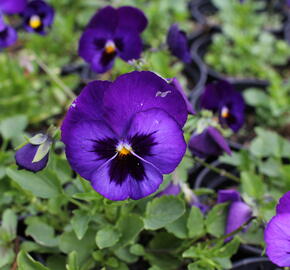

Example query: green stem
[194,156,240,183]
[32,53,76,100]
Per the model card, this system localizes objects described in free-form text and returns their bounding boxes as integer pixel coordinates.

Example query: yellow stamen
[221,107,230,118]
[117,143,132,156]
[105,41,116,54]
[29,15,42,29]
[119,147,131,156]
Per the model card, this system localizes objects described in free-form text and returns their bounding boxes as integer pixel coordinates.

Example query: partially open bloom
[22,0,54,35]
[265,191,290,267]
[15,133,51,172]
[78,6,147,73]
[61,71,187,201]
[0,0,27,14]
[0,16,17,48]
[200,80,245,132]
[189,126,231,158]
[166,24,191,63]
[218,189,252,239]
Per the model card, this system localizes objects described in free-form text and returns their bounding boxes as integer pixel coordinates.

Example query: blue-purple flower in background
[265,191,290,267]
[0,16,17,48]
[22,0,54,35]
[167,24,191,63]
[0,0,27,14]
[200,80,245,132]
[218,189,252,240]
[61,71,187,201]
[189,126,231,158]
[78,6,147,73]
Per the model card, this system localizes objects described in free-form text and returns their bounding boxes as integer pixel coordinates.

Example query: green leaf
[114,246,138,263]
[17,250,49,270]
[0,115,27,140]
[165,212,188,239]
[216,237,240,257]
[0,246,14,268]
[205,203,228,237]
[241,171,265,199]
[66,251,79,270]
[2,209,17,240]
[144,196,185,230]
[117,214,143,246]
[96,226,120,249]
[129,244,145,256]
[6,167,62,199]
[187,207,204,238]
[243,88,269,107]
[25,221,58,247]
[71,210,90,240]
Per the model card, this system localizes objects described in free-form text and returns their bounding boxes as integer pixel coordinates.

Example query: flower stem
[194,156,240,183]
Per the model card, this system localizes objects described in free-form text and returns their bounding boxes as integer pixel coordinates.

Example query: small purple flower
[156,182,181,197]
[218,189,252,240]
[265,191,290,267]
[78,6,147,73]
[166,24,191,63]
[168,77,195,114]
[61,71,187,201]
[200,80,245,132]
[0,0,27,14]
[22,0,54,35]
[189,126,231,158]
[0,16,17,48]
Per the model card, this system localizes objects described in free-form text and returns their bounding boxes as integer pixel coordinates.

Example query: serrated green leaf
[187,206,204,238]
[96,226,120,249]
[165,212,188,239]
[71,210,90,240]
[144,196,185,230]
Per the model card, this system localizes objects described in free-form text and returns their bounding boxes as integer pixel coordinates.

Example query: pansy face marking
[29,14,42,29]
[104,40,116,54]
[221,106,230,118]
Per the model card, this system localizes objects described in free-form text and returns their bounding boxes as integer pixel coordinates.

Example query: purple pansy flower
[22,0,54,35]
[0,16,17,48]
[218,189,252,239]
[15,144,49,172]
[61,71,187,201]
[78,6,147,74]
[265,191,290,267]
[0,0,27,14]
[168,77,195,114]
[200,80,245,132]
[167,24,191,63]
[189,126,231,158]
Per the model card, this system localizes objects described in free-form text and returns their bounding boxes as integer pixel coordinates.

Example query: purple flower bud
[189,126,231,158]
[166,24,191,63]
[156,182,181,197]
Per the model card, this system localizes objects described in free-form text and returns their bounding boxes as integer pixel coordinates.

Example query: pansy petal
[276,191,290,215]
[115,30,143,61]
[91,155,163,201]
[226,201,252,236]
[62,120,117,180]
[156,182,181,197]
[167,24,191,63]
[265,214,290,267]
[90,49,116,73]
[217,189,241,203]
[61,81,110,144]
[15,144,48,172]
[103,71,188,135]
[0,24,17,48]
[127,108,186,174]
[189,127,231,158]
[0,0,27,14]
[117,6,148,33]
[86,6,118,33]
[200,83,224,111]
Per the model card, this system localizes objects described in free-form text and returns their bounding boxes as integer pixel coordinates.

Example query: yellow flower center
[105,41,116,54]
[116,143,132,156]
[221,107,230,118]
[29,15,42,29]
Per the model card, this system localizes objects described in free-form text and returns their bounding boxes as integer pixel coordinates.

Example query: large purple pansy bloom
[0,0,27,14]
[22,0,54,35]
[0,16,17,48]
[15,143,49,172]
[200,80,245,132]
[61,71,187,201]
[218,189,252,239]
[189,126,231,158]
[265,191,290,267]
[167,24,191,63]
[78,6,147,74]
